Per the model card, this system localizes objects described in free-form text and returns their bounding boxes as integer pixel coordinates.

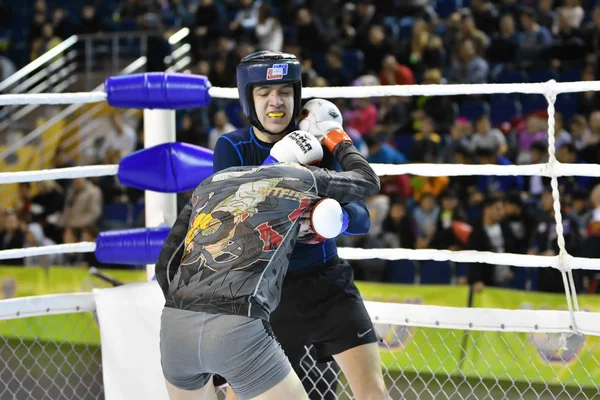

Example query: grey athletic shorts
[159,307,292,399]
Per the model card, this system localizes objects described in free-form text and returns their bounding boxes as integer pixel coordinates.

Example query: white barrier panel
[93,281,169,400]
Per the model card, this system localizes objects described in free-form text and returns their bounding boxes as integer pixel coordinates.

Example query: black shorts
[269,257,380,365]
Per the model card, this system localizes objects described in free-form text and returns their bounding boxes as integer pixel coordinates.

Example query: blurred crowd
[1,0,600,294]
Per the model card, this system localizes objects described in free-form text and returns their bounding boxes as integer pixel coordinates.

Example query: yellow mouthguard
[267,112,285,118]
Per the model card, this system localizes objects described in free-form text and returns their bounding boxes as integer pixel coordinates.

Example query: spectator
[516,112,548,163]
[255,3,283,52]
[457,11,491,54]
[529,189,583,293]
[582,6,600,59]
[556,142,593,195]
[0,211,25,266]
[228,0,260,40]
[486,13,519,64]
[553,0,584,33]
[295,8,330,59]
[553,113,572,151]
[348,97,378,135]
[63,178,103,230]
[411,115,442,163]
[449,39,489,84]
[467,194,518,291]
[442,118,474,163]
[413,192,440,248]
[517,7,552,67]
[537,0,555,31]
[569,113,591,150]
[99,113,137,159]
[321,45,354,86]
[382,198,416,249]
[471,115,508,156]
[208,110,235,150]
[577,66,600,118]
[429,189,469,251]
[193,0,225,59]
[52,7,74,40]
[360,24,397,74]
[24,223,61,267]
[503,191,537,254]
[30,23,62,60]
[470,0,500,37]
[524,140,550,200]
[476,145,524,195]
[77,4,104,34]
[365,133,407,164]
[379,54,415,86]
[580,111,600,163]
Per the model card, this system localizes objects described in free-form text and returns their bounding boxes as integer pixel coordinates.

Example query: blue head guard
[236,51,302,135]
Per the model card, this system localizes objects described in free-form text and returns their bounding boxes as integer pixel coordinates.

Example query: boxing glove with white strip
[262,130,323,166]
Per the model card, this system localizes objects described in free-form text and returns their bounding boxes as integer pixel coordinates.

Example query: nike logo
[357,329,372,338]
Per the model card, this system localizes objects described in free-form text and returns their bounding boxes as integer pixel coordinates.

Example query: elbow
[369,175,381,196]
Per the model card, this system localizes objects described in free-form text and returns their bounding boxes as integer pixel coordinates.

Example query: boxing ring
[1,73,600,399]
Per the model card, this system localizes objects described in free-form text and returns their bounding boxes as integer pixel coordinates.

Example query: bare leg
[165,377,218,400]
[333,342,389,400]
[249,369,309,400]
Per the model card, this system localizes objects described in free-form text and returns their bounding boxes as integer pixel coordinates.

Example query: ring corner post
[143,109,177,281]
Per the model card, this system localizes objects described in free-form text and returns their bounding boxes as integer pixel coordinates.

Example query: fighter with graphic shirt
[214,51,389,400]
[156,128,380,400]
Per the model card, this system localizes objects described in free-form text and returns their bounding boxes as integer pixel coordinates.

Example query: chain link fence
[0,313,102,400]
[1,311,599,399]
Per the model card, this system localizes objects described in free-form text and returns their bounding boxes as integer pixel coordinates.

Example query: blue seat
[490,97,521,126]
[456,263,469,279]
[343,50,364,81]
[224,102,245,128]
[528,69,559,83]
[520,95,547,115]
[102,203,133,229]
[383,17,400,42]
[459,100,490,121]
[385,260,417,284]
[556,93,577,123]
[420,260,452,284]
[398,17,414,40]
[511,267,528,290]
[395,135,415,156]
[435,0,460,18]
[494,69,528,84]
[558,67,582,82]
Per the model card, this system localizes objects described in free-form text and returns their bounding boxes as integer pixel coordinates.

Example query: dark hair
[530,140,547,153]
[482,193,502,209]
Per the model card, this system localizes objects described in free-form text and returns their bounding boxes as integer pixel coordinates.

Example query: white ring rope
[0,92,107,105]
[1,162,600,185]
[207,80,600,100]
[2,242,599,271]
[0,242,96,260]
[2,79,600,106]
[0,165,119,184]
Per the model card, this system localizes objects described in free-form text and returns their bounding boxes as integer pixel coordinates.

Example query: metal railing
[0,28,192,207]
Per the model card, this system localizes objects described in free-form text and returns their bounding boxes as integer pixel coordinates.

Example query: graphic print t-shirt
[165,163,319,320]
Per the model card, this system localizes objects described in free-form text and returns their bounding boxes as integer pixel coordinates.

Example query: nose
[268,91,283,107]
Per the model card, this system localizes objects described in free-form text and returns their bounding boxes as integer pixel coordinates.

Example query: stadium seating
[419,260,453,284]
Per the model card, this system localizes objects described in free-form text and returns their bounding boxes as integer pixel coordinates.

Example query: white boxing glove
[298,99,344,142]
[298,99,352,153]
[263,130,323,166]
[297,198,349,244]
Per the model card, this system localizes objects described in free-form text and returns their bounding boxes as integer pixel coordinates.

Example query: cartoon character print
[181,177,288,271]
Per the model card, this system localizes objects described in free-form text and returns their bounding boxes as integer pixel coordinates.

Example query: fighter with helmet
[213,51,389,400]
